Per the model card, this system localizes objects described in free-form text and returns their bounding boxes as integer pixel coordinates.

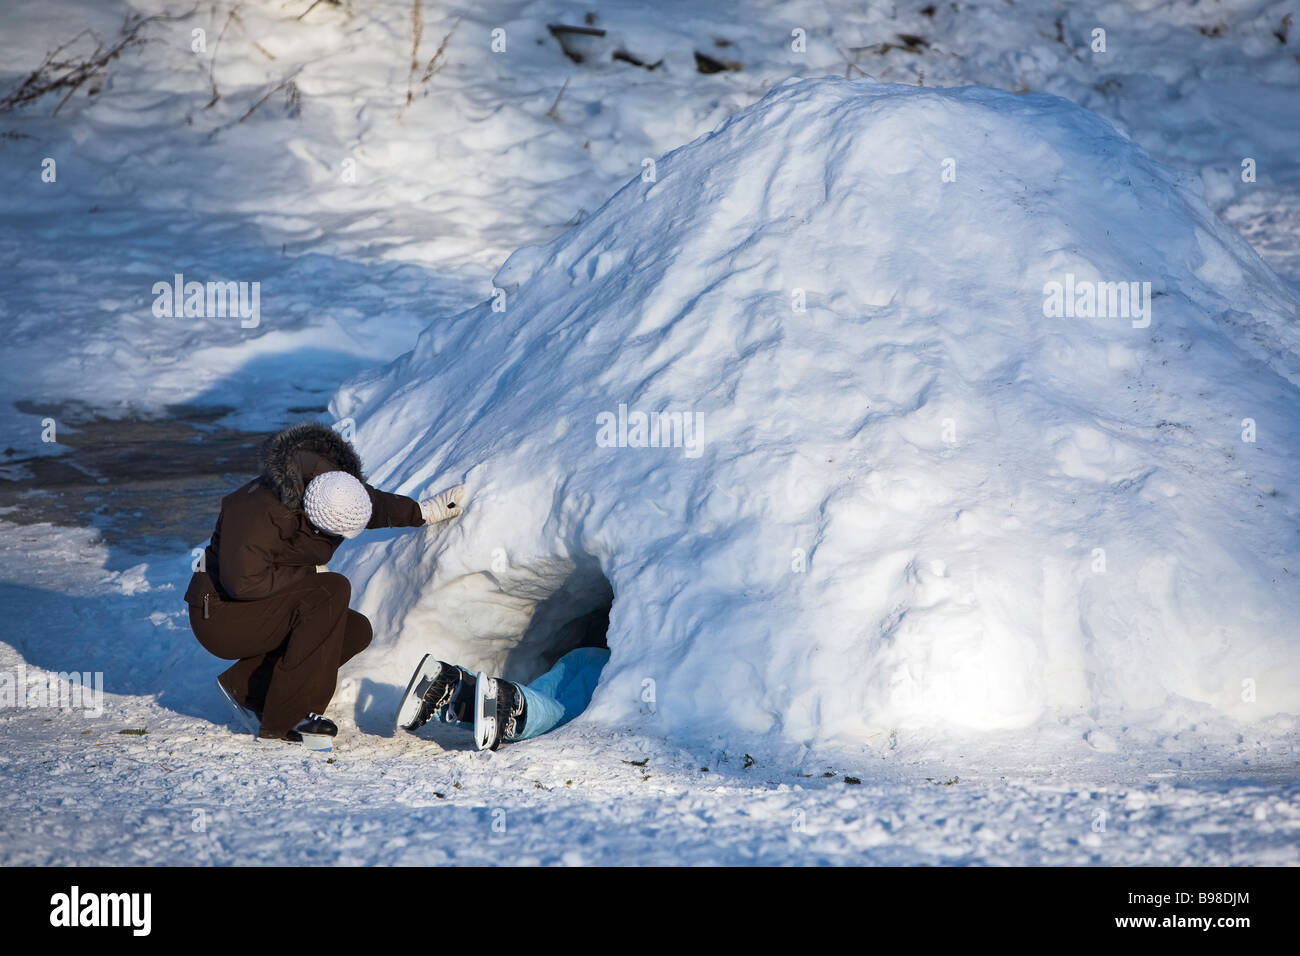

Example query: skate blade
[295,732,334,752]
[474,673,497,751]
[216,679,260,736]
[475,715,497,751]
[395,653,435,731]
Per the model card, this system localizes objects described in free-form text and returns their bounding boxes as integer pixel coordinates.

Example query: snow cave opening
[497,556,613,687]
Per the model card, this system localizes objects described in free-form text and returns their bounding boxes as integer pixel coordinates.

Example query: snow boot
[216,676,261,736]
[474,674,526,751]
[396,654,464,731]
[279,714,337,751]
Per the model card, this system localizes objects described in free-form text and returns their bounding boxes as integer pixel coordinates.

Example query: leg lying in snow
[506,647,610,742]
[396,647,609,750]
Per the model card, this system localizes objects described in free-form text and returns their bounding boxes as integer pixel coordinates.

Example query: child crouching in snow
[185,422,465,749]
[396,608,610,750]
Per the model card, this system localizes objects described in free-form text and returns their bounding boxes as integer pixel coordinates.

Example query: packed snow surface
[336,77,1300,750]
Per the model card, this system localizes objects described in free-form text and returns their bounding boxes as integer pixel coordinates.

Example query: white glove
[315,565,329,573]
[420,484,466,525]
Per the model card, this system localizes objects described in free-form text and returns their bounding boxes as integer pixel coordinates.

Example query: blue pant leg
[512,647,610,741]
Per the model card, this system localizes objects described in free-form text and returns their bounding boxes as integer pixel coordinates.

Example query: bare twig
[420,16,459,84]
[297,0,340,21]
[837,45,874,80]
[398,0,424,119]
[236,67,304,123]
[0,16,160,114]
[399,9,459,121]
[546,76,570,120]
[204,8,239,109]
[410,0,424,72]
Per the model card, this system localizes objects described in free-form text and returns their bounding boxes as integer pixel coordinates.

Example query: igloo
[333,77,1300,749]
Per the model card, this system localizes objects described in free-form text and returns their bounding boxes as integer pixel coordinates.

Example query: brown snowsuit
[184,422,424,737]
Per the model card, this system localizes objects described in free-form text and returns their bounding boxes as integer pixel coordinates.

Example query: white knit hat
[302,471,372,539]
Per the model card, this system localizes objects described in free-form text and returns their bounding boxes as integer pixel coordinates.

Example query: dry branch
[0,15,162,114]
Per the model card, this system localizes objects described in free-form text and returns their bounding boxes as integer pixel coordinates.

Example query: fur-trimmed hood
[258,421,365,509]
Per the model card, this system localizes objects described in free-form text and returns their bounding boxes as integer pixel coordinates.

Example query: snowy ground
[2,0,1298,865]
[1,522,1296,866]
[3,640,1298,866]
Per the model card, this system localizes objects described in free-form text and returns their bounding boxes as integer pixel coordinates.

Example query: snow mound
[335,77,1300,749]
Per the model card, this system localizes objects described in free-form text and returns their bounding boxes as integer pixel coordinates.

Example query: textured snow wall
[333,77,1300,749]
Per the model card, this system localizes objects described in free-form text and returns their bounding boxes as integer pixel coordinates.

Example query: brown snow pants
[189,572,372,738]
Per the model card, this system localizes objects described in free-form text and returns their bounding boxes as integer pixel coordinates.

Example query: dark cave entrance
[500,559,614,685]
